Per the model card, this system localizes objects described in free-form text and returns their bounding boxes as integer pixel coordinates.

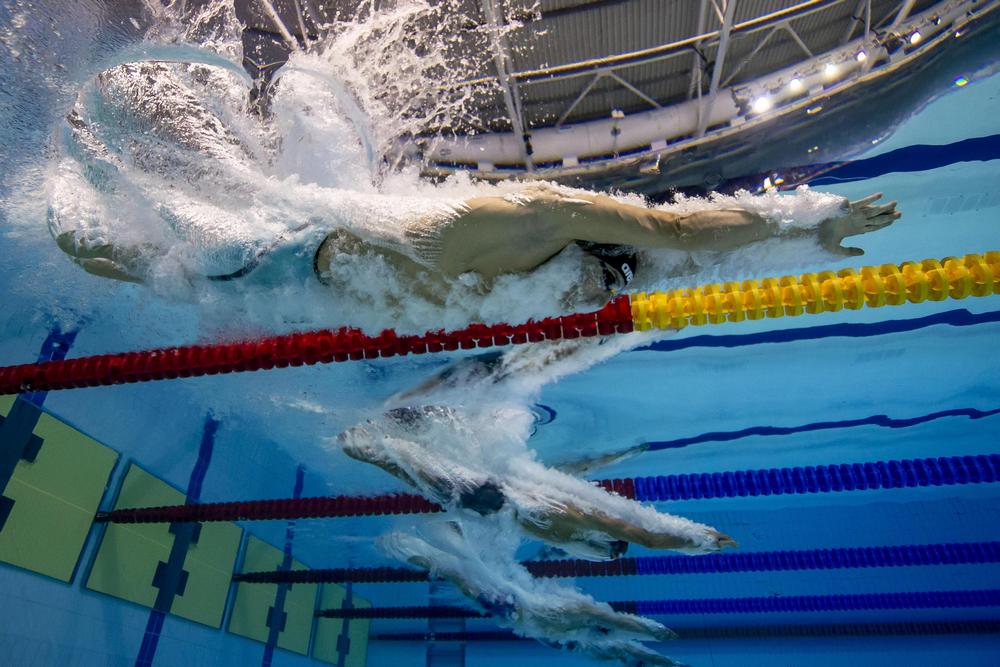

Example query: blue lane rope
[625,589,1000,616]
[630,454,1000,502]
[632,541,1000,576]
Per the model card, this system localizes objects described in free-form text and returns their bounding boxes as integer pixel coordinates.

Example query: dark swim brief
[458,480,506,515]
[575,241,638,292]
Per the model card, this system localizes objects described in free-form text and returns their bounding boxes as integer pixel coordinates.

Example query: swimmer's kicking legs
[340,406,735,559]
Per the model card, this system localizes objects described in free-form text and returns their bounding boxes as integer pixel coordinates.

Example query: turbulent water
[2,0,853,339]
[0,2,887,664]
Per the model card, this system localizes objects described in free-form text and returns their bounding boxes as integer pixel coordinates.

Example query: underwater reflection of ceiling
[240,0,1000,192]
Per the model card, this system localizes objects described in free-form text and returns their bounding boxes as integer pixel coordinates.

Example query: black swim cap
[576,242,638,292]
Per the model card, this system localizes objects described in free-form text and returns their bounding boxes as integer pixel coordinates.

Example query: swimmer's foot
[818,192,901,256]
[611,612,679,642]
[606,640,690,667]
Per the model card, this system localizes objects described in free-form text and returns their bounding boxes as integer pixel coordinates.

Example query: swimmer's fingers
[860,200,898,219]
[708,529,738,549]
[849,192,883,209]
[862,210,902,231]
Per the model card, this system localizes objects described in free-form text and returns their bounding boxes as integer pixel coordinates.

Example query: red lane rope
[0,298,634,394]
[95,493,444,523]
[95,480,633,524]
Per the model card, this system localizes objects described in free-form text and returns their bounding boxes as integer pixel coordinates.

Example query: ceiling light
[909,31,922,45]
[855,49,867,62]
[752,96,772,114]
[789,78,804,93]
[954,76,969,87]
[823,62,838,79]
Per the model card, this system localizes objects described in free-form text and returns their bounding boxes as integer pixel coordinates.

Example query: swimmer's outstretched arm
[410,185,900,279]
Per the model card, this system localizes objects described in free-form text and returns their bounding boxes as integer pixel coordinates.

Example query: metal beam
[607,71,661,109]
[687,0,711,99]
[842,0,866,43]
[556,72,605,126]
[782,21,814,57]
[889,0,917,30]
[697,0,738,137]
[721,25,779,87]
[480,0,533,169]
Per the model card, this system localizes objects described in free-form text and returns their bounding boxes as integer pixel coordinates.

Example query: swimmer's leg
[566,601,677,642]
[552,443,651,477]
[580,640,689,667]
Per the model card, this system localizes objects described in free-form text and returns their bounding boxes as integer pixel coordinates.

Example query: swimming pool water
[1,9,999,667]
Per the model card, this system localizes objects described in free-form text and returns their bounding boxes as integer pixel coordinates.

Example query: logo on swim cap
[621,262,634,285]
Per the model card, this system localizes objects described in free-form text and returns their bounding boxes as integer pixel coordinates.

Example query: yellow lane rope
[629,252,1000,331]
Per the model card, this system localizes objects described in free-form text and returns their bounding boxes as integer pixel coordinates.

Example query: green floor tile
[86,464,242,628]
[0,397,118,582]
[313,586,369,666]
[228,535,317,655]
[312,584,347,663]
[345,597,370,667]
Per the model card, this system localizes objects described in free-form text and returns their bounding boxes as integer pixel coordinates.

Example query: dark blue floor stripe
[135,416,219,667]
[1,327,77,531]
[647,407,1000,451]
[714,132,1000,193]
[262,465,306,667]
[806,133,1000,185]
[637,308,1000,354]
[336,582,354,667]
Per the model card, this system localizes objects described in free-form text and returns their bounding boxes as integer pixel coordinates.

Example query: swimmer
[52,62,901,313]
[386,527,687,667]
[340,406,735,560]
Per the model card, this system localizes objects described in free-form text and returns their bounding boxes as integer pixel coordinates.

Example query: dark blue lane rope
[135,416,219,667]
[239,540,1000,583]
[646,407,1000,451]
[637,308,1000,354]
[371,619,1000,641]
[317,590,1000,619]
[630,541,1000,576]
[630,453,1000,502]
[625,589,1000,616]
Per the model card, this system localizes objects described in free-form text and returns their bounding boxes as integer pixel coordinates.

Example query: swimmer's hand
[818,192,900,256]
[709,529,738,550]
